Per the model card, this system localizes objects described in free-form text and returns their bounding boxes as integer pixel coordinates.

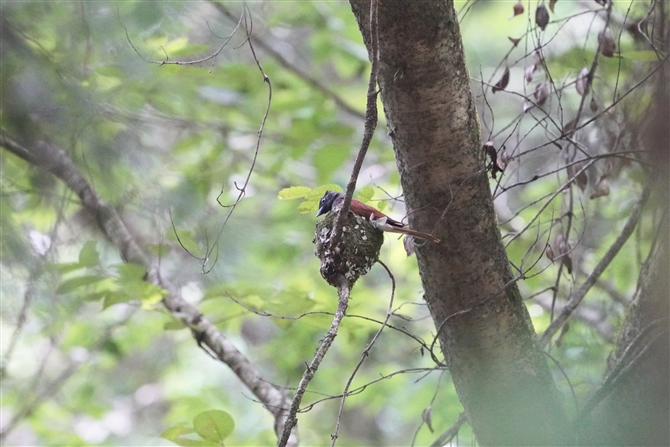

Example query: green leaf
[298,200,319,214]
[298,183,343,214]
[161,422,196,443]
[377,200,388,212]
[174,440,211,447]
[115,263,146,282]
[171,44,210,58]
[164,320,187,331]
[313,143,351,180]
[56,275,107,294]
[102,292,132,309]
[163,37,189,54]
[161,422,212,446]
[81,290,111,302]
[147,244,172,256]
[62,321,97,349]
[193,410,234,443]
[47,262,86,274]
[278,186,312,200]
[95,65,124,78]
[356,186,375,203]
[78,241,100,267]
[139,285,167,309]
[120,280,167,308]
[172,230,200,254]
[309,184,342,197]
[621,50,666,62]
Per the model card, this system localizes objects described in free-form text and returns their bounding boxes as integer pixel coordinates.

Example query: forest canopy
[1,1,667,446]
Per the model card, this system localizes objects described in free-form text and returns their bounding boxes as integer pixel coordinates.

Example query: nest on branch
[314,209,384,288]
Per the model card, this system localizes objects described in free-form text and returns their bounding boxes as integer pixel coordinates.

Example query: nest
[314,209,384,288]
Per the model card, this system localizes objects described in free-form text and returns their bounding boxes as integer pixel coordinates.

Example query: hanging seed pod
[590,96,599,112]
[590,178,611,199]
[567,162,588,191]
[598,27,616,57]
[525,64,537,83]
[534,81,550,106]
[546,244,555,262]
[555,234,573,274]
[549,0,558,12]
[492,67,510,93]
[536,1,550,31]
[562,118,577,135]
[576,67,590,96]
[523,98,533,113]
[510,0,524,19]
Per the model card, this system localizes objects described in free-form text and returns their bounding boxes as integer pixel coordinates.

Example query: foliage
[1,0,664,445]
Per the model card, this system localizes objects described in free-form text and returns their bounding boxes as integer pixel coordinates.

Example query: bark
[349,1,569,445]
[579,7,669,441]
[578,225,669,446]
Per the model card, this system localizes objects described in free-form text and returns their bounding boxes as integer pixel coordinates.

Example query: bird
[316,191,440,243]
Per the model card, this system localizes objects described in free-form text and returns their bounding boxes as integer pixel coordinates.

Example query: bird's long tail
[385,226,440,243]
[371,219,439,243]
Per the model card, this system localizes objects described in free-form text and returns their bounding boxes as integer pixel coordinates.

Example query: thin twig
[332,0,380,238]
[280,4,380,444]
[0,129,295,446]
[122,10,243,66]
[278,278,351,447]
[209,1,365,121]
[428,412,468,447]
[331,259,395,446]
[539,180,652,347]
[578,318,667,422]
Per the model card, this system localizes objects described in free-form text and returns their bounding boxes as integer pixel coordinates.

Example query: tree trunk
[578,227,669,446]
[578,14,669,442]
[348,1,569,445]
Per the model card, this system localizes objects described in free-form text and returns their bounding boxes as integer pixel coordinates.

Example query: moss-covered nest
[314,209,384,288]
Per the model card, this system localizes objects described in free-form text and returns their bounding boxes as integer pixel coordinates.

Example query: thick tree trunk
[579,14,669,442]
[578,227,669,446]
[349,1,569,445]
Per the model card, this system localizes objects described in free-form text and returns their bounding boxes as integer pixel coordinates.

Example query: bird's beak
[316,206,325,217]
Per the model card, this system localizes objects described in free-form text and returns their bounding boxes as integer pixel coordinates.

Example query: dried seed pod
[509,36,521,47]
[598,27,616,57]
[590,96,599,112]
[536,1,550,31]
[549,0,558,12]
[555,234,573,274]
[590,178,610,199]
[510,0,524,19]
[576,67,590,96]
[525,64,537,83]
[483,141,506,179]
[567,161,588,191]
[493,67,510,93]
[563,119,577,135]
[534,81,550,106]
[546,244,555,262]
[422,406,434,433]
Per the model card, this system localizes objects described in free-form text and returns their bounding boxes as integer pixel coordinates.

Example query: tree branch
[278,276,351,447]
[209,1,366,121]
[0,129,297,447]
[540,180,652,347]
